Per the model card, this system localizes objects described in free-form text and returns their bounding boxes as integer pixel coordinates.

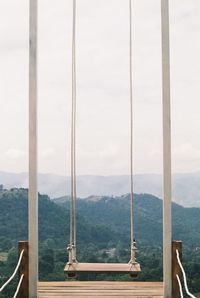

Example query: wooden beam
[18,241,29,298]
[161,0,172,297]
[64,262,141,276]
[172,241,182,298]
[29,0,38,297]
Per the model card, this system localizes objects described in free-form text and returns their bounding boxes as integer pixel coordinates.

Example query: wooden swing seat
[64,262,141,278]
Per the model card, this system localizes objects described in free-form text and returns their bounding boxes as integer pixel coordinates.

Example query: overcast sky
[0,0,200,176]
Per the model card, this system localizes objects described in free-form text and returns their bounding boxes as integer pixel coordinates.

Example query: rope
[13,274,24,298]
[70,0,75,247]
[68,0,135,264]
[0,250,24,293]
[68,0,77,262]
[129,0,135,263]
[72,0,77,257]
[176,249,197,298]
[176,274,183,298]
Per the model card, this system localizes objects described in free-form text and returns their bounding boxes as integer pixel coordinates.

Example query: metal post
[161,0,172,297]
[29,0,38,297]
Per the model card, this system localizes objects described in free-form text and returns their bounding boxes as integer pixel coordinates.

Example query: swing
[65,262,140,277]
[64,0,141,278]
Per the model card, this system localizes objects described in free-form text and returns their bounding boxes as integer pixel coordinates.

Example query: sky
[0,0,200,176]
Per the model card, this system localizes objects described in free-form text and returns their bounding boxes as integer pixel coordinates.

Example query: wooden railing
[17,240,187,298]
[172,240,197,298]
[1,240,196,298]
[18,241,29,298]
[0,241,29,298]
[172,241,182,298]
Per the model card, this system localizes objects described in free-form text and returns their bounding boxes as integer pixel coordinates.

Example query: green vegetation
[0,189,200,297]
[0,252,8,262]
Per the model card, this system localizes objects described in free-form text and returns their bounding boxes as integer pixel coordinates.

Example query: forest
[0,188,200,297]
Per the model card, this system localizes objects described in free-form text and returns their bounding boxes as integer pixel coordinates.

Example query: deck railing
[0,241,29,298]
[0,240,197,298]
[172,241,196,298]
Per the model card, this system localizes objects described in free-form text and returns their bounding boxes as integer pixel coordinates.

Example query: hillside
[0,189,122,250]
[54,193,200,247]
[1,188,200,248]
[0,188,200,295]
[1,171,200,207]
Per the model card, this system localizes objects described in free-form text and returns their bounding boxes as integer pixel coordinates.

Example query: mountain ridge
[1,188,200,248]
[1,171,200,207]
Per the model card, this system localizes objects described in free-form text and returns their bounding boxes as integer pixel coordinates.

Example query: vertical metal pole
[161,0,172,297]
[29,0,38,297]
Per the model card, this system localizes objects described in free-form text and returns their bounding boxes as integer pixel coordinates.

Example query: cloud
[173,144,200,161]
[0,1,200,175]
[5,149,26,160]
[41,148,55,158]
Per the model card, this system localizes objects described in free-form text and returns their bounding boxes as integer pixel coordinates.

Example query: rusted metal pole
[172,241,182,298]
[18,241,29,298]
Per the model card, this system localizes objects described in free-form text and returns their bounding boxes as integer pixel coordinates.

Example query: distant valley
[1,171,200,207]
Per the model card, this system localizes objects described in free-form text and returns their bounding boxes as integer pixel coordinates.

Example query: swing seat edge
[64,262,141,276]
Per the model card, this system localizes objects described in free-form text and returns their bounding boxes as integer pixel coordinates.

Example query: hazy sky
[0,0,200,176]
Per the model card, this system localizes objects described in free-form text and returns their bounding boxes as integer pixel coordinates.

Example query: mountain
[1,171,200,207]
[0,189,121,249]
[0,188,200,294]
[54,193,200,247]
[1,187,200,249]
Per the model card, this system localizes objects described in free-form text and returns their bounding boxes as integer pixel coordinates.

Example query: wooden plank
[38,289,163,293]
[38,294,163,296]
[38,281,164,298]
[64,263,141,275]
[38,292,163,294]
[39,287,163,291]
[39,292,163,295]
[39,282,163,287]
[39,296,163,298]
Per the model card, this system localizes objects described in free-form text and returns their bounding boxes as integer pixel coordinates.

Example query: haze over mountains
[1,171,200,207]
